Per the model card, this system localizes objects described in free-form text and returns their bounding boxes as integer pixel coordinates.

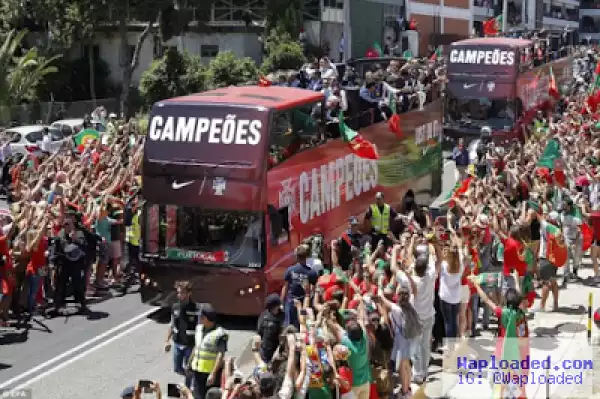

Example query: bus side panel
[264,101,443,293]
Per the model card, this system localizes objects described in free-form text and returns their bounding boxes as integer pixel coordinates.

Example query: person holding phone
[121,381,161,399]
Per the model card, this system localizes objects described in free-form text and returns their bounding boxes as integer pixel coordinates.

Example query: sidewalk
[413,267,600,399]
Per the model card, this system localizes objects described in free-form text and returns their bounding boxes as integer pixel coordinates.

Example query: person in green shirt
[326,297,371,399]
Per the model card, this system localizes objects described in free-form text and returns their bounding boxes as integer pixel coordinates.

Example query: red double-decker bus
[140,85,443,315]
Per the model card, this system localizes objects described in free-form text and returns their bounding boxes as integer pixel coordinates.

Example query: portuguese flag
[493,308,529,398]
[444,176,473,208]
[339,111,379,160]
[545,223,568,267]
[74,129,100,153]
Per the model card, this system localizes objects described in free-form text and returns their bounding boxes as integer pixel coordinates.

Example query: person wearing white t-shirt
[40,128,52,154]
[406,247,441,383]
[438,235,465,355]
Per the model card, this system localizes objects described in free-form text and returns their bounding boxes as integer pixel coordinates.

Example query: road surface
[0,159,509,398]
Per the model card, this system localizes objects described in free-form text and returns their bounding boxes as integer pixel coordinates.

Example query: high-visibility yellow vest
[370,204,390,234]
[191,326,227,373]
[126,212,140,246]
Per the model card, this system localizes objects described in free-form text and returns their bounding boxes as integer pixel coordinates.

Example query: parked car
[5,125,66,157]
[51,118,84,137]
[51,118,106,136]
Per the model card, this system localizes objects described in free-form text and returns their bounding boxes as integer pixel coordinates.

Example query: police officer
[165,281,198,389]
[189,303,228,399]
[364,192,398,248]
[255,293,284,363]
[333,216,364,271]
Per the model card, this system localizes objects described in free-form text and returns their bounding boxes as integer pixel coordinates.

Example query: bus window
[268,102,322,169]
[445,93,517,131]
[268,204,290,245]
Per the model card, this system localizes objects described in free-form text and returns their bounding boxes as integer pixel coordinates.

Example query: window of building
[211,0,266,22]
[200,45,219,58]
[323,0,343,9]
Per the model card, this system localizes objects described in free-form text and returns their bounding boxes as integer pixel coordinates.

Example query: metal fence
[0,98,119,127]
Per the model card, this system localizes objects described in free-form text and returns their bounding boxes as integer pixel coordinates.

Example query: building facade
[580,0,600,43]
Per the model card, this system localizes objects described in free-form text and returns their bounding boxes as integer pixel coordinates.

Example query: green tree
[265,0,303,39]
[207,51,258,88]
[139,48,207,108]
[0,30,59,119]
[261,29,306,73]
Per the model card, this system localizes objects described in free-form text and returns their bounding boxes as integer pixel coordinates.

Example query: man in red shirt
[501,226,528,297]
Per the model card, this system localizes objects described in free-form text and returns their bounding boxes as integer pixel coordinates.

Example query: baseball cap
[375,192,384,199]
[264,293,281,309]
[200,304,217,322]
[121,386,135,398]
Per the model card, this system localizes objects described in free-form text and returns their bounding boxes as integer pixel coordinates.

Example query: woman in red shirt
[25,228,49,315]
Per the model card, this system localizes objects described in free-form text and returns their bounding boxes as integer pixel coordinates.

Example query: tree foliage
[0,30,59,108]
[139,48,208,108]
[207,51,258,88]
[261,29,306,73]
[265,0,304,39]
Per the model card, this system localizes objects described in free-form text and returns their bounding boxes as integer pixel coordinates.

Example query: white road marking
[0,307,158,389]
[8,319,153,391]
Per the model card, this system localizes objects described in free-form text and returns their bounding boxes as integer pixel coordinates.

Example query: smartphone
[138,380,153,393]
[167,383,181,398]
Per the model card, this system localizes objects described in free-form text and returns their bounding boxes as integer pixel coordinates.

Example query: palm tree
[0,30,60,121]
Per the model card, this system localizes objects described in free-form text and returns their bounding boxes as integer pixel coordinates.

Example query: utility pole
[502,0,508,33]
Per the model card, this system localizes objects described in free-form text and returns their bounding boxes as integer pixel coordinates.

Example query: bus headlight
[239,284,261,296]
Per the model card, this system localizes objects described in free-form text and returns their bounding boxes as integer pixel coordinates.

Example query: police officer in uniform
[165,281,198,389]
[189,303,228,399]
[364,192,398,248]
[333,216,365,271]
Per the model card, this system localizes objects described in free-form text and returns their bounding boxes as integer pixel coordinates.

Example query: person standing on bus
[281,245,318,329]
[450,138,469,181]
[364,192,397,248]
[332,216,365,271]
[165,281,198,389]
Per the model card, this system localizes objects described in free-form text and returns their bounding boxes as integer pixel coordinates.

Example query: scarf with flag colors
[338,111,379,160]
[388,94,403,138]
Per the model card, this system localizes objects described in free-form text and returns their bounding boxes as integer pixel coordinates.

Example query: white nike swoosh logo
[172,180,194,190]
[463,84,477,89]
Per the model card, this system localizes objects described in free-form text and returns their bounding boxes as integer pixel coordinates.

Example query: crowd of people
[0,114,144,325]
[154,47,600,399]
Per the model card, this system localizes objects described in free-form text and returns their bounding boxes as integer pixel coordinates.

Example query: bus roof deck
[163,85,325,111]
[451,37,533,48]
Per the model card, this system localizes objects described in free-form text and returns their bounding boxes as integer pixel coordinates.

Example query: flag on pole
[338,111,379,160]
[444,176,473,208]
[548,67,560,100]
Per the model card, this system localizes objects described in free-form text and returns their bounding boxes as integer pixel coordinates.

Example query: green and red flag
[519,247,536,307]
[582,224,594,252]
[339,111,379,160]
[373,42,384,57]
[73,128,100,153]
[492,308,529,398]
[388,94,403,138]
[483,15,503,36]
[537,138,566,187]
[545,223,568,267]
[429,47,442,62]
[475,272,502,289]
[444,176,473,208]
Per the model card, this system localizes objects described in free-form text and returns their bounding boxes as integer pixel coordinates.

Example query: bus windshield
[143,204,264,268]
[445,93,517,130]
